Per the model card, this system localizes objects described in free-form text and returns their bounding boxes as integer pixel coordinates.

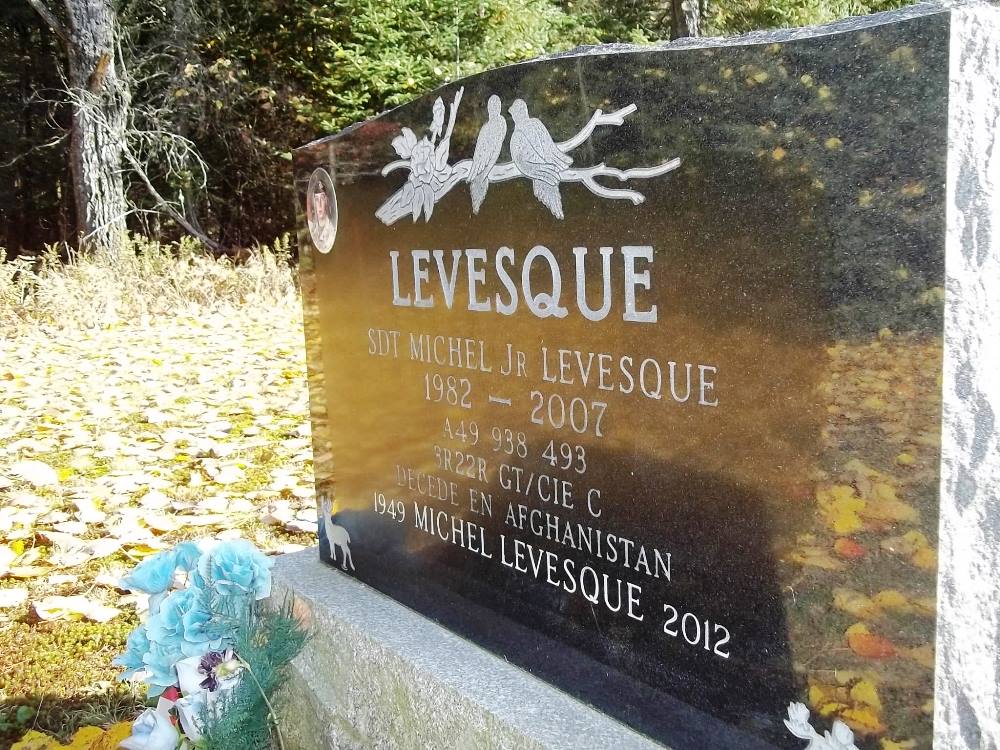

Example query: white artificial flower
[175,692,208,741]
[175,655,204,695]
[174,652,242,742]
[119,707,180,750]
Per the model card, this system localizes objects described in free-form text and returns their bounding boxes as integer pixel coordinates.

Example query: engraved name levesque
[375,89,682,224]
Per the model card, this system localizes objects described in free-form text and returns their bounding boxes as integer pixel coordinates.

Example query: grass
[0,233,296,335]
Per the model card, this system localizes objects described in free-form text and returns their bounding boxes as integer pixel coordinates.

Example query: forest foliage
[1,0,915,251]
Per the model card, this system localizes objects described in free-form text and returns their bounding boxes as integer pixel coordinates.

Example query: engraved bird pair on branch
[375,87,682,225]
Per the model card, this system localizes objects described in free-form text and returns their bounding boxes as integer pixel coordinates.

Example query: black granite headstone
[295,7,951,747]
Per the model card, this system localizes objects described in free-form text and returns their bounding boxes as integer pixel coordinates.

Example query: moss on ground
[0,615,144,745]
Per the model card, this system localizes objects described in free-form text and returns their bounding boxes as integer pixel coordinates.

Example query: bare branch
[0,132,68,168]
[121,145,222,253]
[25,0,70,45]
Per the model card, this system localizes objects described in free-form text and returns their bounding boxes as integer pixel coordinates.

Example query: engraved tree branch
[375,99,680,225]
[562,159,683,205]
[556,104,637,151]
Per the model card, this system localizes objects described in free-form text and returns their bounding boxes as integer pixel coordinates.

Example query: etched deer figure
[319,496,355,571]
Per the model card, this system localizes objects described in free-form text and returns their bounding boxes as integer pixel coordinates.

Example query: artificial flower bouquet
[113,540,307,750]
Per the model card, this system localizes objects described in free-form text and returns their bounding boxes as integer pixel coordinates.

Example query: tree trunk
[62,0,129,258]
[670,0,701,39]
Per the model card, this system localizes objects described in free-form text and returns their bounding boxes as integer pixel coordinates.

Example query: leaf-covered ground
[0,306,315,744]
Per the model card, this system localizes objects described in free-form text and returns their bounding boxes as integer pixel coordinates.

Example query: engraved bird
[508,98,573,219]
[468,95,507,214]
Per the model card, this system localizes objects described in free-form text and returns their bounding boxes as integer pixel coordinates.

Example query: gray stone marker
[278,2,999,748]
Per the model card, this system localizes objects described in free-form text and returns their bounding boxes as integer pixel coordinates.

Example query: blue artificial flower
[120,549,178,595]
[113,625,151,680]
[198,540,273,601]
[180,599,227,655]
[146,587,219,659]
[142,640,184,697]
[174,541,203,572]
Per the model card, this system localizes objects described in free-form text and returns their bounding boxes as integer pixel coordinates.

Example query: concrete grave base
[271,550,663,750]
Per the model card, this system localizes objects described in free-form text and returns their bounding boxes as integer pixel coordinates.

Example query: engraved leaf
[430,97,445,137]
[391,127,418,158]
[435,140,450,170]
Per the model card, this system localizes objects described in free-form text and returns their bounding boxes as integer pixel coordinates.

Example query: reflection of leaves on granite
[509,18,946,338]
[780,333,940,749]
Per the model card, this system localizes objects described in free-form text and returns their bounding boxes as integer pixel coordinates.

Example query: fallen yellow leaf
[89,723,134,750]
[842,705,887,735]
[818,701,850,718]
[834,588,882,620]
[911,546,938,569]
[11,731,61,750]
[850,679,882,711]
[65,726,104,749]
[818,485,867,534]
[872,589,911,613]
[901,644,935,669]
[862,498,920,524]
[789,547,845,570]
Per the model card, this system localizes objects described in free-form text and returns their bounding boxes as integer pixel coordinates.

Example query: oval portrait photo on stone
[306,167,338,253]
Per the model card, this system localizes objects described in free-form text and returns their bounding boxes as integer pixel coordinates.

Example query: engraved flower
[784,702,817,741]
[409,138,436,183]
[827,721,857,750]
